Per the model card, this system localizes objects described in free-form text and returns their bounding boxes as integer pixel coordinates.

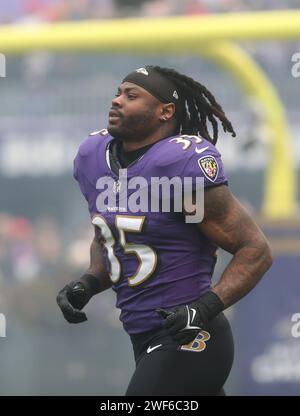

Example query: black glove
[57,274,100,324]
[156,291,224,345]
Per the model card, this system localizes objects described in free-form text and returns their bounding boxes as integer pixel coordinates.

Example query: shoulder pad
[153,134,213,168]
[152,134,226,184]
[78,130,111,157]
[182,139,226,185]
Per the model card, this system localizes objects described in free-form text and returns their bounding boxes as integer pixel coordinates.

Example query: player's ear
[159,103,175,122]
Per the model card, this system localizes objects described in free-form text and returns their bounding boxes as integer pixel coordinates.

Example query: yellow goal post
[1,9,299,218]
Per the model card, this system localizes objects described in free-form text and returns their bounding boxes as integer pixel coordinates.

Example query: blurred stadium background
[0,0,300,396]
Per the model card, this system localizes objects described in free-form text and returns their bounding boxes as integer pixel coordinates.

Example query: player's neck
[122,125,176,152]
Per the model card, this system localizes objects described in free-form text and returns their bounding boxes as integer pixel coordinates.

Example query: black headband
[122,67,183,109]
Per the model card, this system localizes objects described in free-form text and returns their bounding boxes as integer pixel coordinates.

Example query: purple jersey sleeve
[73,150,90,202]
[181,142,228,189]
[73,130,110,207]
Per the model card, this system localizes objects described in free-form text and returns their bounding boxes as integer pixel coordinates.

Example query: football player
[57,66,273,395]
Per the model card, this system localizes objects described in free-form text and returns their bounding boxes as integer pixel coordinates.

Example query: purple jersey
[74,130,228,334]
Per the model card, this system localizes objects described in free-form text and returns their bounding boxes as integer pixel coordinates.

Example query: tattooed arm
[197,185,273,308]
[156,185,272,343]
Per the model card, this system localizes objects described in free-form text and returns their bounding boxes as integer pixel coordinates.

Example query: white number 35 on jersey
[92,214,157,287]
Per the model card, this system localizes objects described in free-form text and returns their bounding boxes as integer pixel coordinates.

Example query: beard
[107,108,156,142]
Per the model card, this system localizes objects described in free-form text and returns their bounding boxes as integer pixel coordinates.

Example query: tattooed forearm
[198,185,273,308]
[212,236,272,308]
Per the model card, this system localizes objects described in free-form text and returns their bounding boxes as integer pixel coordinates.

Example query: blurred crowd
[0,212,92,286]
[0,211,94,322]
[0,0,299,23]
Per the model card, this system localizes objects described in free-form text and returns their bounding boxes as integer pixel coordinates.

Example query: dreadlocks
[150,65,236,145]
